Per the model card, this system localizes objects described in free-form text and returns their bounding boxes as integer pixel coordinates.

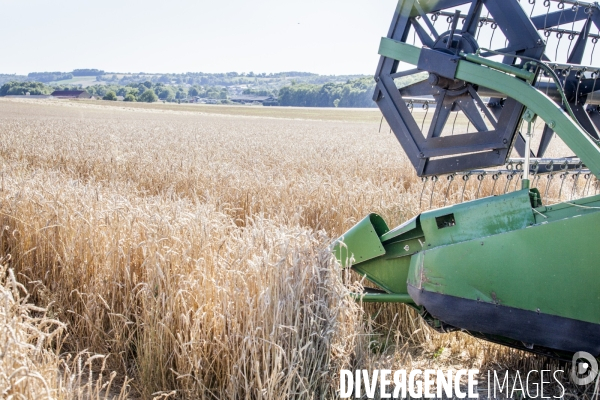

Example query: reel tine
[583,173,592,196]
[590,68,599,104]
[489,21,497,48]
[420,101,429,132]
[451,111,459,136]
[443,173,455,207]
[476,11,489,41]
[517,171,524,191]
[419,176,428,211]
[533,173,542,191]
[514,172,521,192]
[566,3,579,58]
[571,172,581,200]
[431,11,439,27]
[429,175,439,208]
[460,173,471,203]
[491,172,500,196]
[475,172,486,199]
[558,172,568,199]
[514,162,524,192]
[529,0,536,18]
[544,173,554,203]
[401,100,414,135]
[503,162,513,194]
[503,173,513,194]
[555,30,564,62]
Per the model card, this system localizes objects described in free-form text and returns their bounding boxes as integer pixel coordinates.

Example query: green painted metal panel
[384,238,423,259]
[420,189,535,247]
[411,207,600,324]
[332,213,389,268]
[533,193,600,223]
[352,255,412,295]
[380,215,422,243]
[408,251,425,291]
[347,231,422,295]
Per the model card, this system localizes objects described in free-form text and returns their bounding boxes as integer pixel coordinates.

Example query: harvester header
[333,0,600,359]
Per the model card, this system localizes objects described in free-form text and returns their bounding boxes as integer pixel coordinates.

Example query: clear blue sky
[0,0,397,75]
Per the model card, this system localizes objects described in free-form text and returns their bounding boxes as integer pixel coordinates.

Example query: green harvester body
[333,2,600,358]
[334,190,600,356]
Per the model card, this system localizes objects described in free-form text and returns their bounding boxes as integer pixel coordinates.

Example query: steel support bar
[350,293,415,303]
[379,37,420,65]
[464,53,535,81]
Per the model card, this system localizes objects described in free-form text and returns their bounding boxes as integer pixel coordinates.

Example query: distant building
[51,90,92,99]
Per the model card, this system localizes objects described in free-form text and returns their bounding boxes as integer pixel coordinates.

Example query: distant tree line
[0,75,376,108]
[84,82,231,103]
[0,74,27,86]
[0,79,233,103]
[83,82,229,103]
[25,69,105,83]
[27,72,73,83]
[72,69,105,76]
[278,77,376,108]
[0,81,51,96]
[0,70,371,96]
[93,71,366,89]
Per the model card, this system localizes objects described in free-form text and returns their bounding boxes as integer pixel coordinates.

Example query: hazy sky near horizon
[0,0,397,75]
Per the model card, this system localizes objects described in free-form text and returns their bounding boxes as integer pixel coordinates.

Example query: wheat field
[0,98,594,399]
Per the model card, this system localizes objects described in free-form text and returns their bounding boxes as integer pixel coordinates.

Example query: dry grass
[0,98,595,398]
[72,99,385,123]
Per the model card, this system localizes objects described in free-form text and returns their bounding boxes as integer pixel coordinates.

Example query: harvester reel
[374,0,600,176]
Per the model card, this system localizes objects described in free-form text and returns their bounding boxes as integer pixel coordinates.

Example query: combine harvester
[334,0,600,359]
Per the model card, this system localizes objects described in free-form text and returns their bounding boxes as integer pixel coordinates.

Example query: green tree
[277,77,375,108]
[188,87,199,97]
[118,87,138,98]
[72,69,104,76]
[124,93,136,102]
[0,81,51,96]
[175,88,187,100]
[138,89,158,103]
[158,87,174,101]
[103,91,117,101]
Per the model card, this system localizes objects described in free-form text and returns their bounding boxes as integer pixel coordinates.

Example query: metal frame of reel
[374,0,600,177]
